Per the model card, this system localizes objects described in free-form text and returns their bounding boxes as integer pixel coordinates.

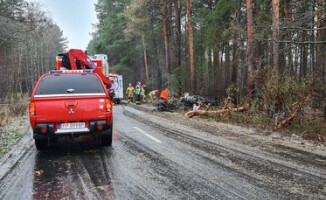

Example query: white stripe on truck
[34,93,106,98]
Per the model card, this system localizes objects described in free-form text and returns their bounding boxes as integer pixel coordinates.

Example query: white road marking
[133,127,162,144]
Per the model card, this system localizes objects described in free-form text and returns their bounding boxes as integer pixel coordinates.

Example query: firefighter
[140,84,146,103]
[148,90,159,103]
[160,89,168,101]
[134,82,141,105]
[157,89,169,111]
[126,83,134,103]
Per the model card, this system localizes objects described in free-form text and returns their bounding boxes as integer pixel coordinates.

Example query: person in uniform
[148,90,159,103]
[126,83,134,103]
[134,82,141,105]
[140,84,147,103]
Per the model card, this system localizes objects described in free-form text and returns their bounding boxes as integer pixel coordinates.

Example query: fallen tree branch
[276,110,297,129]
[275,95,310,129]
[223,96,231,109]
[185,107,247,118]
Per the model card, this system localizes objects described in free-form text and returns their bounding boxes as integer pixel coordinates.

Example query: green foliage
[88,0,151,87]
[124,0,150,39]
[255,0,272,41]
[262,74,322,116]
[226,84,240,105]
[202,0,236,45]
[87,0,326,112]
[110,63,132,75]
[206,109,326,142]
[171,63,190,94]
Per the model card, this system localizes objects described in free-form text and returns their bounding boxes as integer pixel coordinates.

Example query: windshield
[35,74,105,96]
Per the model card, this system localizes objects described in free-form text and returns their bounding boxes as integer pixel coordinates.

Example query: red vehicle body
[29,70,113,149]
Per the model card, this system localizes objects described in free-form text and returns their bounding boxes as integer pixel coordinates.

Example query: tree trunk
[161,0,170,73]
[175,0,182,67]
[272,0,280,72]
[324,100,326,120]
[207,0,213,11]
[150,7,162,89]
[217,47,223,100]
[231,0,241,85]
[141,33,149,79]
[225,43,231,89]
[231,39,238,85]
[214,47,221,100]
[301,32,307,77]
[246,0,255,101]
[316,0,323,81]
[208,48,214,95]
[207,0,214,96]
[186,0,196,93]
[283,0,291,75]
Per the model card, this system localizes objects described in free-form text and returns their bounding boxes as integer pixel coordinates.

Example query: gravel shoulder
[122,103,326,199]
[124,102,326,157]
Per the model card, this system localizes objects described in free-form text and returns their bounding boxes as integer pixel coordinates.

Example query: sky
[32,0,98,50]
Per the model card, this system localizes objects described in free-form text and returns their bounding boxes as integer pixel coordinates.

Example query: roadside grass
[0,95,30,158]
[180,108,326,143]
[292,118,326,142]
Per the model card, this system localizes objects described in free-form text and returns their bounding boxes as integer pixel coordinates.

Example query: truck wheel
[35,139,48,150]
[101,128,112,146]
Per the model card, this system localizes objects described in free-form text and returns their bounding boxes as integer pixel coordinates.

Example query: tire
[35,139,48,150]
[49,137,57,148]
[101,128,113,146]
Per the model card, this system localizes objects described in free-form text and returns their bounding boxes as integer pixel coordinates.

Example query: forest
[0,0,67,101]
[88,0,326,130]
[0,0,324,131]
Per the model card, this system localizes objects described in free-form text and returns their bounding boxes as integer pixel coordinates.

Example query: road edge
[123,102,326,156]
[0,130,34,183]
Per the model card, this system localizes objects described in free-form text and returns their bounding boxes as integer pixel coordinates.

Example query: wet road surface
[0,105,325,199]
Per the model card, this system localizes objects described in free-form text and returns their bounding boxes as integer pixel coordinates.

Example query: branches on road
[185,107,247,118]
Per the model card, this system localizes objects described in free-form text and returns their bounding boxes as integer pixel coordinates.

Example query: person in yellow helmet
[148,90,160,103]
[140,84,146,103]
[126,83,134,103]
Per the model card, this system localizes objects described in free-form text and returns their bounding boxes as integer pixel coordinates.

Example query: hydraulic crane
[58,49,112,88]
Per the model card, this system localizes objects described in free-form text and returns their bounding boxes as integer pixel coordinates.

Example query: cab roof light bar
[49,69,94,74]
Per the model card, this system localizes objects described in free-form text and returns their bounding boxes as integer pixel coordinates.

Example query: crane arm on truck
[61,49,112,88]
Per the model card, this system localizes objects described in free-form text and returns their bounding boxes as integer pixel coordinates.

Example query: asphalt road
[0,105,325,200]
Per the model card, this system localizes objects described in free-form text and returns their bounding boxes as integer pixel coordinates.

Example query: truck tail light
[29,103,35,116]
[40,127,47,134]
[97,125,103,131]
[106,100,112,112]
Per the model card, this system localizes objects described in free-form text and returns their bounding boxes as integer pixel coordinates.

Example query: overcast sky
[34,0,98,50]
